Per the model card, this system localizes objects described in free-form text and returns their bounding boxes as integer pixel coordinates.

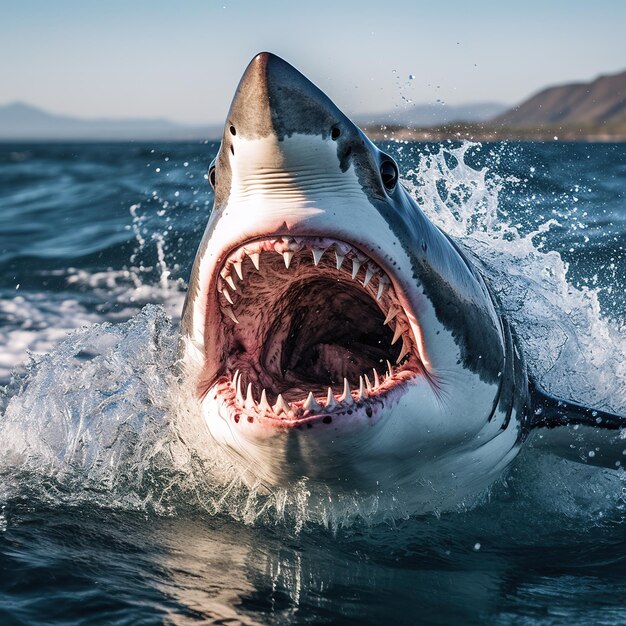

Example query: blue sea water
[1,140,626,625]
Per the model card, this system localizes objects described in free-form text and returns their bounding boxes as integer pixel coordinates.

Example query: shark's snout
[210,52,383,214]
[226,51,347,141]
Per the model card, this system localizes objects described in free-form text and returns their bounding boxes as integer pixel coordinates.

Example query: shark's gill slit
[214,237,422,421]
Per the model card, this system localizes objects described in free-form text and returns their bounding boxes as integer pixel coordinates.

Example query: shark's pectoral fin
[531,383,626,430]
[528,379,626,468]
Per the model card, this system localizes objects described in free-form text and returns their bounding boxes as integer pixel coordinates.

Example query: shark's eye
[380,160,398,191]
[209,165,216,189]
[331,126,341,140]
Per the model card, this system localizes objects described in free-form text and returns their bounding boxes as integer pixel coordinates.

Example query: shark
[180,52,625,506]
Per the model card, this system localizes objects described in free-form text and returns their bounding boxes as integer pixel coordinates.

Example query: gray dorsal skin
[180,52,625,508]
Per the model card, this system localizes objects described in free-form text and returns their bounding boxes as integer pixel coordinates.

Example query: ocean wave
[1,142,626,530]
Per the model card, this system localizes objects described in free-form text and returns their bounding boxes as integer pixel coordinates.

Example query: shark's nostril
[331,126,341,140]
[229,125,236,136]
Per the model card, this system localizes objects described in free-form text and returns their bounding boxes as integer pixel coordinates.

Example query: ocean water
[1,140,626,625]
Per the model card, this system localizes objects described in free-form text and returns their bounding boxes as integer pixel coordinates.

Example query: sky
[1,0,625,125]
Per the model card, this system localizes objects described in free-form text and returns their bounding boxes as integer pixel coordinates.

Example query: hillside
[360,102,507,128]
[0,102,221,141]
[495,70,626,127]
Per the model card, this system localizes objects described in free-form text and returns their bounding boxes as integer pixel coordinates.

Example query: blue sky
[2,0,625,124]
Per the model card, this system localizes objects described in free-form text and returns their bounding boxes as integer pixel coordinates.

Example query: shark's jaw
[207,234,428,428]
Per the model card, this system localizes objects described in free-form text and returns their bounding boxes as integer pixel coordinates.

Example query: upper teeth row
[218,240,413,365]
[231,363,396,418]
[218,241,390,311]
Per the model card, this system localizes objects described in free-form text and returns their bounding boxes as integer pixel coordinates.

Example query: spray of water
[403,143,626,412]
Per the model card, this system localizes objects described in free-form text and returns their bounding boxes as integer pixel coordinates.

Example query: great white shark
[180,52,625,506]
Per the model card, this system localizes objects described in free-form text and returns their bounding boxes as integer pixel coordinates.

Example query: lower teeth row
[231,364,395,417]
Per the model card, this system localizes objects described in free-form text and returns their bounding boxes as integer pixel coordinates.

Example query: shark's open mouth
[210,236,425,424]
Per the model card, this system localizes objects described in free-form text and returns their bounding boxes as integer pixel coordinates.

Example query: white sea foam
[0,277,185,385]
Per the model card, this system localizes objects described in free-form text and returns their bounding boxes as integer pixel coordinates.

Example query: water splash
[0,306,417,529]
[402,143,626,414]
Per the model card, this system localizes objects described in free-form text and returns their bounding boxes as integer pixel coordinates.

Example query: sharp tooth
[373,368,380,388]
[282,251,294,269]
[245,383,256,410]
[363,265,376,287]
[351,258,361,279]
[339,378,353,404]
[358,375,367,398]
[335,251,345,270]
[312,248,325,266]
[325,387,337,409]
[224,274,236,291]
[273,394,291,416]
[232,370,240,392]
[258,389,270,412]
[391,322,403,345]
[397,341,410,363]
[222,288,233,304]
[303,392,321,411]
[377,277,387,300]
[364,373,373,392]
[224,307,239,324]
[233,261,243,280]
[386,359,394,376]
[249,252,260,270]
[236,375,244,404]
[384,307,399,325]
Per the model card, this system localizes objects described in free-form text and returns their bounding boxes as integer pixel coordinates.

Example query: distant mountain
[494,70,626,127]
[1,100,509,141]
[6,69,626,143]
[0,102,222,141]
[360,102,508,128]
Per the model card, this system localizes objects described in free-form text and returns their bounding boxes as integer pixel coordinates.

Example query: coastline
[363,123,626,143]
